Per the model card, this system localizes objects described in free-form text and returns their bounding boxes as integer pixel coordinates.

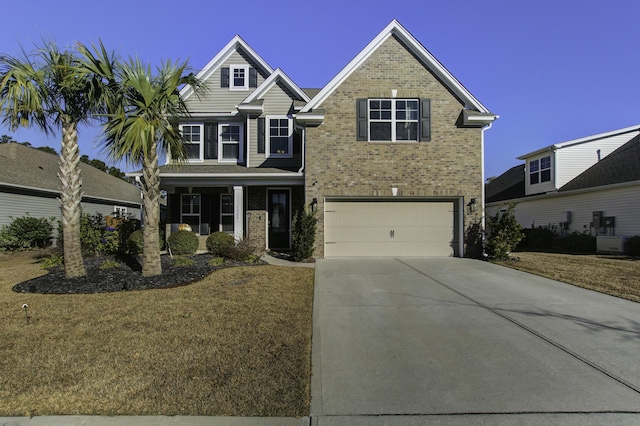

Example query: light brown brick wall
[305,35,483,257]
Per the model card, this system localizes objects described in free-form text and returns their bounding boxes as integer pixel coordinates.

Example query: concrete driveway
[311,258,640,425]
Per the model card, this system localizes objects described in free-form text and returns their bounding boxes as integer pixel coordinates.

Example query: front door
[268,189,290,250]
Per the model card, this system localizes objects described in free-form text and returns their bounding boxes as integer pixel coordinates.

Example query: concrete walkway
[311,258,640,425]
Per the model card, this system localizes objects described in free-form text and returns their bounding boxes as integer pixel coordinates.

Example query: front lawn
[493,251,640,303]
[0,251,314,417]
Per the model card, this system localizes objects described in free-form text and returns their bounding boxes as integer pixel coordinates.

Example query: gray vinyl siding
[249,82,302,169]
[185,50,267,113]
[0,191,141,228]
[486,183,640,237]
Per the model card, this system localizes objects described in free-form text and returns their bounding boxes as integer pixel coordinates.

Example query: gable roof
[301,19,495,115]
[180,35,275,100]
[517,124,640,160]
[485,164,525,203]
[242,68,310,104]
[0,143,141,205]
[560,134,640,192]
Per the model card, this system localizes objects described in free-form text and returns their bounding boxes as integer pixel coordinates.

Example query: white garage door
[324,200,457,258]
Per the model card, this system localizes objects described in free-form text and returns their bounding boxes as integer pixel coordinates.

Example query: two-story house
[486,124,640,249]
[154,20,497,258]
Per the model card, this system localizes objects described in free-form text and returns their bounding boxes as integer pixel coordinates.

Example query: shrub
[485,203,524,260]
[167,230,199,255]
[208,257,225,267]
[224,238,258,261]
[627,235,640,256]
[127,229,144,255]
[0,215,55,251]
[99,259,121,269]
[118,218,141,253]
[206,232,235,256]
[291,207,318,262]
[520,226,556,250]
[562,231,596,253]
[41,253,63,269]
[172,256,195,267]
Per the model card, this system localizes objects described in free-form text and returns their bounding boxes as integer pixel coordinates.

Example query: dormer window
[221,65,258,90]
[529,155,551,185]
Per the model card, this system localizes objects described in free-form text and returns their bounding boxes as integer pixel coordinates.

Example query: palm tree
[78,44,202,276]
[0,41,106,278]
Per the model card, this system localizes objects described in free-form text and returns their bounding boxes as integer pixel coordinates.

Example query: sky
[1,0,639,179]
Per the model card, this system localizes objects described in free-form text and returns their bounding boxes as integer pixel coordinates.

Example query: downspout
[246,113,251,168]
[481,122,493,253]
[296,123,305,174]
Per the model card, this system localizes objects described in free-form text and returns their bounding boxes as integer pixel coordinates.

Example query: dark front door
[268,189,290,250]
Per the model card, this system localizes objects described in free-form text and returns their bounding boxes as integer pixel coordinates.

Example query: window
[181,194,200,232]
[113,206,128,216]
[529,155,552,185]
[368,99,419,142]
[220,194,234,233]
[218,123,244,163]
[230,65,248,90]
[179,123,204,161]
[267,116,293,158]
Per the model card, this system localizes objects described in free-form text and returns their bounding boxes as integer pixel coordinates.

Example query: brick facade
[305,35,484,257]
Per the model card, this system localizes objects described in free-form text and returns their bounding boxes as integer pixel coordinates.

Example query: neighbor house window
[230,65,249,90]
[369,99,419,142]
[181,194,200,232]
[267,116,293,158]
[113,206,128,216]
[529,155,551,185]
[220,194,234,233]
[218,123,244,164]
[179,123,204,161]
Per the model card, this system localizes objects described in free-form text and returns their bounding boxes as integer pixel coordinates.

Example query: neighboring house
[486,125,640,247]
[148,20,497,258]
[0,142,142,228]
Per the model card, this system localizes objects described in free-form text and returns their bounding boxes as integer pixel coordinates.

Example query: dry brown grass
[0,251,314,417]
[494,251,640,303]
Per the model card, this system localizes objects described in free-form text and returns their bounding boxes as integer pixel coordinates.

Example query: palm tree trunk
[59,117,86,278]
[141,141,162,277]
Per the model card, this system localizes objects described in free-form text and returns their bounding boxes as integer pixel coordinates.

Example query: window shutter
[420,98,431,142]
[168,194,180,224]
[257,118,265,153]
[221,67,229,88]
[204,123,218,159]
[249,67,258,88]
[356,98,368,141]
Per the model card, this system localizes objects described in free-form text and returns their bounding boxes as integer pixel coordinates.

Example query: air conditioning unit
[596,236,626,254]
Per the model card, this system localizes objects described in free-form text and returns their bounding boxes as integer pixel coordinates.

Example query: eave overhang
[461,110,499,127]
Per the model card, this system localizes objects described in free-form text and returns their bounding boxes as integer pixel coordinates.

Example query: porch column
[233,185,244,241]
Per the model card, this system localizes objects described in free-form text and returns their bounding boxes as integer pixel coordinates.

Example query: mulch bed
[13,254,262,294]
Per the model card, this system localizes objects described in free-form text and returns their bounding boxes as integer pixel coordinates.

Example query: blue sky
[1,0,639,178]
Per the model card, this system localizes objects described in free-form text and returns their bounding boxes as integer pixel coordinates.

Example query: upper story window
[231,65,248,90]
[179,123,204,161]
[267,116,293,158]
[529,155,551,185]
[218,123,244,164]
[357,98,430,142]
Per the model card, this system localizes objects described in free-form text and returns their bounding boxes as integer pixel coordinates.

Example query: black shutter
[293,128,302,154]
[168,194,180,224]
[356,98,368,141]
[200,194,210,235]
[249,67,258,87]
[204,123,218,159]
[257,117,265,154]
[221,67,229,88]
[420,98,431,142]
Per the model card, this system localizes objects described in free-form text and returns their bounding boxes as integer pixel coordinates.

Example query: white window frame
[368,98,419,142]
[179,123,204,162]
[230,64,249,91]
[217,123,244,164]
[180,194,201,232]
[113,206,128,216]
[266,116,293,158]
[220,193,234,234]
[529,155,552,185]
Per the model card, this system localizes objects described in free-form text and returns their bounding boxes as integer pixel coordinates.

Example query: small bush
[118,218,141,252]
[291,207,318,262]
[128,229,144,255]
[246,253,262,263]
[225,238,258,261]
[519,226,556,250]
[172,256,195,267]
[0,215,55,251]
[627,235,640,256]
[208,257,225,267]
[41,253,63,269]
[562,231,596,253]
[206,232,235,256]
[167,230,199,255]
[486,203,524,260]
[100,259,121,269]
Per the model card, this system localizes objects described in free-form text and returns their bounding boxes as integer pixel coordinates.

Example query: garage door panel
[324,200,457,258]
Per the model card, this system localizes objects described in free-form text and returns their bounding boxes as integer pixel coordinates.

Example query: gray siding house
[0,143,141,228]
